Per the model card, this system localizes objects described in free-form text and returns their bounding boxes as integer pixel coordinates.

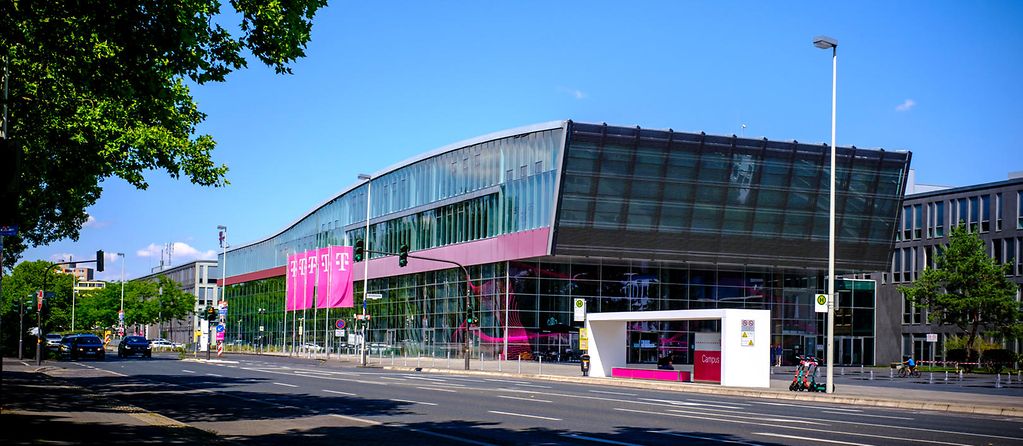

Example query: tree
[899,224,1022,360]
[0,260,73,354]
[76,276,197,332]
[0,0,327,268]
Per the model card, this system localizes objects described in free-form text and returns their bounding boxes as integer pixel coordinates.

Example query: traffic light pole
[356,247,474,370]
[35,257,101,366]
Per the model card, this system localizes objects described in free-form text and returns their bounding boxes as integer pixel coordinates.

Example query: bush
[981,349,1017,374]
[946,348,980,372]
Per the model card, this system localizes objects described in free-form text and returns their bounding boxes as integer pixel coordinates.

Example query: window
[980,195,990,232]
[901,205,911,240]
[913,204,923,239]
[957,198,968,227]
[934,201,944,237]
[1018,191,1023,229]
[969,196,979,232]
[995,193,1002,232]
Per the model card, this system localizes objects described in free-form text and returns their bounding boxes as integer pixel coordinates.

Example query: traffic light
[96,250,104,272]
[398,244,409,267]
[354,240,364,262]
[204,306,218,322]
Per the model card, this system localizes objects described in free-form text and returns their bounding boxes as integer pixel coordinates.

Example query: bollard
[958,370,963,382]
[417,355,420,368]
[889,368,893,379]
[498,355,502,372]
[860,365,864,376]
[539,355,543,376]
[518,355,521,374]
[928,372,933,385]
[996,374,1002,389]
[870,370,874,380]
[1008,373,1012,384]
[480,352,484,371]
[944,371,948,382]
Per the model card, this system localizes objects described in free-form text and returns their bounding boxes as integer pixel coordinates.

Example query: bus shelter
[585,309,771,388]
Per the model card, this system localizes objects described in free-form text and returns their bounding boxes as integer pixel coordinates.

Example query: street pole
[69,256,75,332]
[18,293,24,360]
[118,252,125,338]
[813,35,838,394]
[358,174,372,367]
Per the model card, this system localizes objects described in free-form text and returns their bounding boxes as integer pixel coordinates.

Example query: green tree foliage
[0,0,327,268]
[76,276,197,331]
[1,260,73,353]
[899,224,1022,359]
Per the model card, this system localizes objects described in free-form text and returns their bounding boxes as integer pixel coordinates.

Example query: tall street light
[357,173,372,367]
[218,225,227,355]
[117,252,125,337]
[813,34,838,394]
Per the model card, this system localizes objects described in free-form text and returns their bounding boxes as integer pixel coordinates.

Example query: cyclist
[903,355,917,376]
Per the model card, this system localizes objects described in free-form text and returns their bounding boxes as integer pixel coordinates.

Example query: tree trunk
[967,310,980,363]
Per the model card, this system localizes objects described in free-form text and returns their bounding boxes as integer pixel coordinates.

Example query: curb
[382,365,1023,418]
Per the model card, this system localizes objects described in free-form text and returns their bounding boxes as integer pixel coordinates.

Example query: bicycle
[896,364,921,378]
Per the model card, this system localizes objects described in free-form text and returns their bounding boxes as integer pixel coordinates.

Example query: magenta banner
[285,253,300,311]
[285,246,355,311]
[320,245,354,309]
[316,247,330,306]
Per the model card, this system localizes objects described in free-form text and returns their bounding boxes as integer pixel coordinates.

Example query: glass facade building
[221,121,911,366]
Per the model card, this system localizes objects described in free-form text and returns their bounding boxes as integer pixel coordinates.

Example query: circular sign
[215,324,225,333]
[575,299,584,308]
[816,294,828,305]
[335,319,346,329]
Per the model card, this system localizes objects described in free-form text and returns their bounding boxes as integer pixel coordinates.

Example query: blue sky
[19,1,1023,280]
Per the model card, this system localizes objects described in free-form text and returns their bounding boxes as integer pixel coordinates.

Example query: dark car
[60,334,105,360]
[118,336,152,358]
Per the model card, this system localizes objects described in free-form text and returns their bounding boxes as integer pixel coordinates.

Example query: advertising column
[693,332,721,383]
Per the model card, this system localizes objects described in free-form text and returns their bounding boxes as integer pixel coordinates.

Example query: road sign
[259,325,265,332]
[335,329,345,337]
[335,319,346,329]
[814,294,829,313]
[926,333,938,342]
[215,324,225,333]
[37,290,43,310]
[355,314,372,320]
[0,225,18,236]
[366,293,383,300]
[573,298,586,321]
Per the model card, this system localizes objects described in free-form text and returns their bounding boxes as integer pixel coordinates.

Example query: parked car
[150,338,183,349]
[60,334,105,360]
[117,336,152,358]
[299,342,325,352]
[44,333,64,348]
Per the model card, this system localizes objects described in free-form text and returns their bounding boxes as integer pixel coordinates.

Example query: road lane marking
[484,378,529,384]
[206,373,223,377]
[322,389,356,396]
[328,413,380,425]
[405,427,498,446]
[416,386,458,393]
[273,382,298,388]
[488,410,560,421]
[181,369,196,374]
[588,390,636,396]
[497,395,552,403]
[560,433,645,445]
[390,398,437,406]
[513,383,551,389]
[821,410,913,420]
[687,398,752,406]
[651,431,765,445]
[641,398,745,410]
[753,432,873,446]
[614,408,969,446]
[240,366,389,386]
[379,376,407,381]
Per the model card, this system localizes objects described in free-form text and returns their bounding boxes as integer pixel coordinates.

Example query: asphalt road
[51,353,1023,446]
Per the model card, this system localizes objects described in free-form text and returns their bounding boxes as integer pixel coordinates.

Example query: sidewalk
[1,357,226,446]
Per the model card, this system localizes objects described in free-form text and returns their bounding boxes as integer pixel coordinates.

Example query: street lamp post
[813,34,838,394]
[117,252,125,338]
[357,173,372,367]
[217,225,227,358]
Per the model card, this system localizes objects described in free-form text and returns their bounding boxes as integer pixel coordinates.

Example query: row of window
[892,236,1023,283]
[900,190,1023,242]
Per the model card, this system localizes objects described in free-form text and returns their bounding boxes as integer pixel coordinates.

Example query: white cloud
[558,86,587,100]
[137,242,217,263]
[81,213,111,229]
[895,99,916,112]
